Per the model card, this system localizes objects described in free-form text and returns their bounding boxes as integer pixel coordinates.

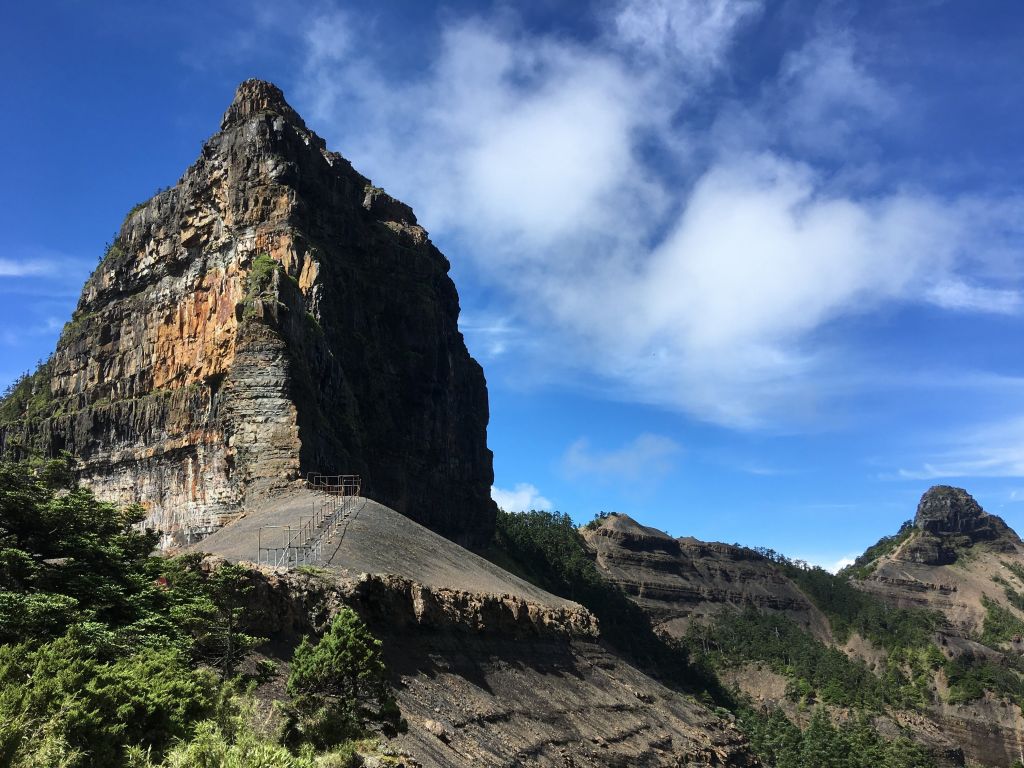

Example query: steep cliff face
[846,486,1024,767]
[0,79,495,547]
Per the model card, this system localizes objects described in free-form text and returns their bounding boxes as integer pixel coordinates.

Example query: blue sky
[3,0,1024,569]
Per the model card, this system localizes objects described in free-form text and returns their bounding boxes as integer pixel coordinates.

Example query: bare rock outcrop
[0,79,495,547]
[898,486,1020,565]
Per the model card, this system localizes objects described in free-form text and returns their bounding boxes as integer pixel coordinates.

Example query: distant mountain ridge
[581,486,1024,767]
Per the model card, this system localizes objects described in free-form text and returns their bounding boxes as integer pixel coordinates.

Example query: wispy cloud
[563,433,681,482]
[0,316,65,347]
[611,0,763,76]
[459,314,521,359]
[0,258,56,278]
[924,280,1022,314]
[897,417,1024,479]
[292,3,1023,429]
[491,483,553,512]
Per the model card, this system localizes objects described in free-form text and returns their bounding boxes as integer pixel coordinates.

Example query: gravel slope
[193,488,575,609]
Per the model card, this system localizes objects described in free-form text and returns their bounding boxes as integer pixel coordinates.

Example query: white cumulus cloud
[491,483,553,512]
[0,258,55,277]
[292,4,1022,430]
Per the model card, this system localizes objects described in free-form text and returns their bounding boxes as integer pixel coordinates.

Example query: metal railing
[256,473,362,567]
[306,473,362,497]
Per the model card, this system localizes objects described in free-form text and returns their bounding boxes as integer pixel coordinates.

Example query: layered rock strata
[0,80,495,546]
[226,560,757,768]
[857,486,1024,632]
[581,513,828,638]
[851,487,1024,766]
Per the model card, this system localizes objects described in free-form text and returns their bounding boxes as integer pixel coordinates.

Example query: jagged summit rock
[221,79,306,130]
[900,485,1018,565]
[0,79,496,547]
[914,485,1009,537]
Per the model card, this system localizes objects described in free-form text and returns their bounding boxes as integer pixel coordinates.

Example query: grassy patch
[1002,560,1024,585]
[241,253,284,321]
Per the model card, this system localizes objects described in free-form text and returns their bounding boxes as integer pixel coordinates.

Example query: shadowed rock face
[0,79,496,548]
[900,486,1018,565]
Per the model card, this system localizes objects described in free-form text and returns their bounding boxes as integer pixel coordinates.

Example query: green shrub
[685,609,894,709]
[284,608,398,748]
[0,359,54,425]
[0,632,219,767]
[946,652,1024,705]
[739,706,936,768]
[772,558,943,650]
[160,555,264,679]
[246,254,281,298]
[0,457,378,766]
[0,457,168,648]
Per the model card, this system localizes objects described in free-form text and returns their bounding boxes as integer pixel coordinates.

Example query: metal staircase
[256,473,362,567]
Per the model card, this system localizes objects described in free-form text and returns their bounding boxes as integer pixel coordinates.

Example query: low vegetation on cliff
[737,707,936,768]
[840,521,916,579]
[753,551,945,650]
[0,457,398,768]
[0,359,53,427]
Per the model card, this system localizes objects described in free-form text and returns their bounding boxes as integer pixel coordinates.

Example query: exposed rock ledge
[206,558,755,767]
[213,557,600,641]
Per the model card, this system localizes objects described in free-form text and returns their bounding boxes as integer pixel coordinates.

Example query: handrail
[257,473,363,566]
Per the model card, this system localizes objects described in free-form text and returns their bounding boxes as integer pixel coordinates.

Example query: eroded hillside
[578,488,1024,767]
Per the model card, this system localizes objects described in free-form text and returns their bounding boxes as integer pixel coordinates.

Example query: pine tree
[285,607,398,747]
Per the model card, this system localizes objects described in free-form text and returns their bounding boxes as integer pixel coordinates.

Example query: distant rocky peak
[221,78,306,130]
[914,485,988,535]
[898,485,1020,565]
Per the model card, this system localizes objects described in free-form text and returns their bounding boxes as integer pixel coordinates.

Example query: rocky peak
[899,485,1019,565]
[220,78,306,130]
[0,80,496,548]
[915,486,991,535]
